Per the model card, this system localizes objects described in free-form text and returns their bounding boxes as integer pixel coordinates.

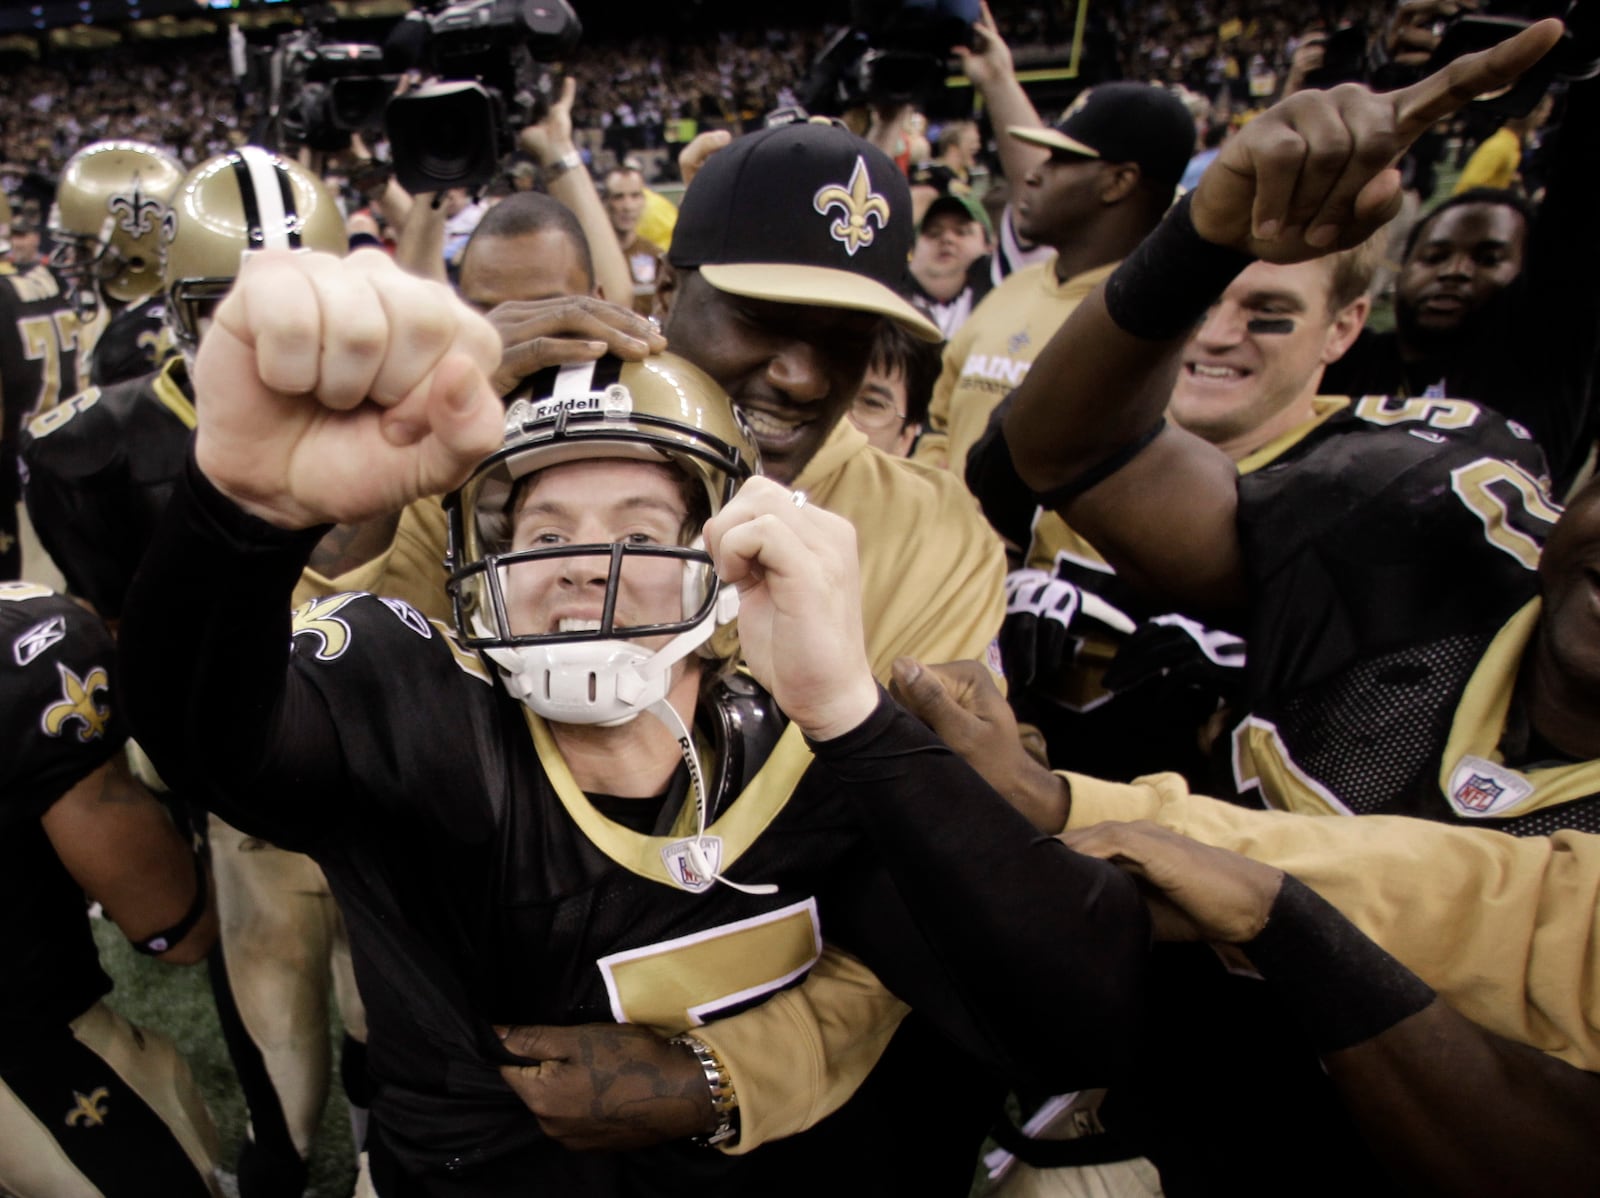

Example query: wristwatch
[544,149,583,180]
[669,1032,741,1147]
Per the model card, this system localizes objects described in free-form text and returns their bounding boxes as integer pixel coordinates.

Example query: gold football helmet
[161,146,346,348]
[447,352,760,725]
[49,140,183,305]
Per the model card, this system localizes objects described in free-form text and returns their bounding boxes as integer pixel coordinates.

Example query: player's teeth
[1193,365,1243,379]
[559,618,602,632]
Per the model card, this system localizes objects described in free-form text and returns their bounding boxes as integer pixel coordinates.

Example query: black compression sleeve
[807,692,1151,1088]
[120,449,333,802]
[1244,876,1436,1056]
[1102,194,1254,341]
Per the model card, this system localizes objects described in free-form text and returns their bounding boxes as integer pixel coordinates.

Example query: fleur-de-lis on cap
[813,157,891,257]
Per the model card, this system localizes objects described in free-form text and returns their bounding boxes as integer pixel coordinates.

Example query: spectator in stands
[439,187,486,282]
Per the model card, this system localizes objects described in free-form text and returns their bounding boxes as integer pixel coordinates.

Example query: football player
[970,19,1595,836]
[0,581,220,1197]
[0,189,84,579]
[23,147,364,1198]
[47,140,185,388]
[116,249,1148,1194]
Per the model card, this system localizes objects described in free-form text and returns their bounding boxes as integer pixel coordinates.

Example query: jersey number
[18,311,82,419]
[1353,394,1480,430]
[597,899,821,1032]
[1451,458,1563,570]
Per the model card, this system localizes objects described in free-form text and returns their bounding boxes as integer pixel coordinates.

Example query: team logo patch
[14,615,67,666]
[380,598,433,639]
[108,178,161,238]
[42,663,111,742]
[1446,756,1534,818]
[65,1087,110,1128]
[813,157,891,257]
[290,593,361,661]
[662,835,722,895]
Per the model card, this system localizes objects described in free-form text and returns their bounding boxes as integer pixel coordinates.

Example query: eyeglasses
[849,391,907,432]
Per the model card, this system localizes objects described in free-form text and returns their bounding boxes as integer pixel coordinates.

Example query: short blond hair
[1328,234,1385,311]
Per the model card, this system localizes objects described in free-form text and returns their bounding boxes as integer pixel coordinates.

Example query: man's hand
[679,130,731,188]
[1388,0,1479,67]
[1059,821,1285,943]
[497,1023,714,1151]
[954,0,1015,89]
[1283,32,1327,96]
[519,76,578,167]
[192,248,503,529]
[1191,16,1561,257]
[889,657,1070,833]
[485,295,667,397]
[704,479,878,742]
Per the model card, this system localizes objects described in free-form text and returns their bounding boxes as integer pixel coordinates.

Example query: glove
[1000,568,1136,690]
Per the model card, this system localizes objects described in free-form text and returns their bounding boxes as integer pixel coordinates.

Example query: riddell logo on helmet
[508,387,634,430]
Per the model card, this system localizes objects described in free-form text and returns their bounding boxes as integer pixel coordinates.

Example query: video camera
[385,0,581,195]
[271,17,397,154]
[801,0,980,114]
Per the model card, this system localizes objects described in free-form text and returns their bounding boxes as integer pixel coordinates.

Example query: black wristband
[1030,418,1166,511]
[1102,193,1254,341]
[132,851,207,956]
[1244,876,1435,1056]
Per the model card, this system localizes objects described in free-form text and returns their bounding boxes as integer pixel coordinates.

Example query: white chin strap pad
[488,641,664,727]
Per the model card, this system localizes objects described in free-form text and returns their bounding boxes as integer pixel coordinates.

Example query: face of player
[9,226,40,270]
[459,229,594,311]
[1397,204,1526,336]
[910,211,988,291]
[849,364,921,457]
[1015,153,1106,249]
[662,271,879,485]
[504,458,692,645]
[1168,259,1367,460]
[604,172,647,237]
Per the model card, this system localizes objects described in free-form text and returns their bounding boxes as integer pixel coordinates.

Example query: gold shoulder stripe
[525,709,814,886]
[1237,395,1349,474]
[152,357,196,430]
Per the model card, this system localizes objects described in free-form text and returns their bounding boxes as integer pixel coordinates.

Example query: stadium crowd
[3,1,1600,1197]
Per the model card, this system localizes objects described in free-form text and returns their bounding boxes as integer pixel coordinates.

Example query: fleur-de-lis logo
[65,1087,110,1128]
[41,663,110,743]
[291,593,360,661]
[812,157,892,257]
[107,179,161,239]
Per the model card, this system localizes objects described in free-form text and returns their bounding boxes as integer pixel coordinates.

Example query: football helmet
[49,140,183,306]
[447,352,760,727]
[161,146,346,349]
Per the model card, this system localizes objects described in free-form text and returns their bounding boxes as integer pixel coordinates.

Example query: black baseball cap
[1011,83,1197,190]
[669,120,941,342]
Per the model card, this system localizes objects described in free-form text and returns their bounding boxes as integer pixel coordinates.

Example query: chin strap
[648,695,777,898]
[614,585,739,710]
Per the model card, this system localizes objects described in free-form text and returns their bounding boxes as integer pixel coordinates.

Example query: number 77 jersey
[0,264,83,579]
[1221,393,1600,836]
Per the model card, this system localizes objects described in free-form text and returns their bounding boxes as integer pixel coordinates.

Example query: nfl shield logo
[1455,773,1505,812]
[662,835,720,894]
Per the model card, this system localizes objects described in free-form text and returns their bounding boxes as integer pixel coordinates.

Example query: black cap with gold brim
[1009,83,1198,190]
[670,119,942,343]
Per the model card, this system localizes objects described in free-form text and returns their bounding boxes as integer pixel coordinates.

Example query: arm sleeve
[809,693,1152,1090]
[119,451,344,835]
[692,946,909,1154]
[1065,770,1600,1071]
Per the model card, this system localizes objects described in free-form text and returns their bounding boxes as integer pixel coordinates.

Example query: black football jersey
[0,265,85,578]
[1221,395,1587,833]
[20,358,192,618]
[89,295,172,389]
[0,584,122,1028]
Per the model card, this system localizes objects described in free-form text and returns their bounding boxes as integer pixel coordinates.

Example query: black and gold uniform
[89,296,171,390]
[0,264,84,578]
[1223,395,1578,832]
[19,357,192,620]
[120,459,1149,1198]
[0,584,219,1197]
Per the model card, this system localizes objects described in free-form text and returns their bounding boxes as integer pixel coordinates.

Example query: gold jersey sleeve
[1065,770,1600,1071]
